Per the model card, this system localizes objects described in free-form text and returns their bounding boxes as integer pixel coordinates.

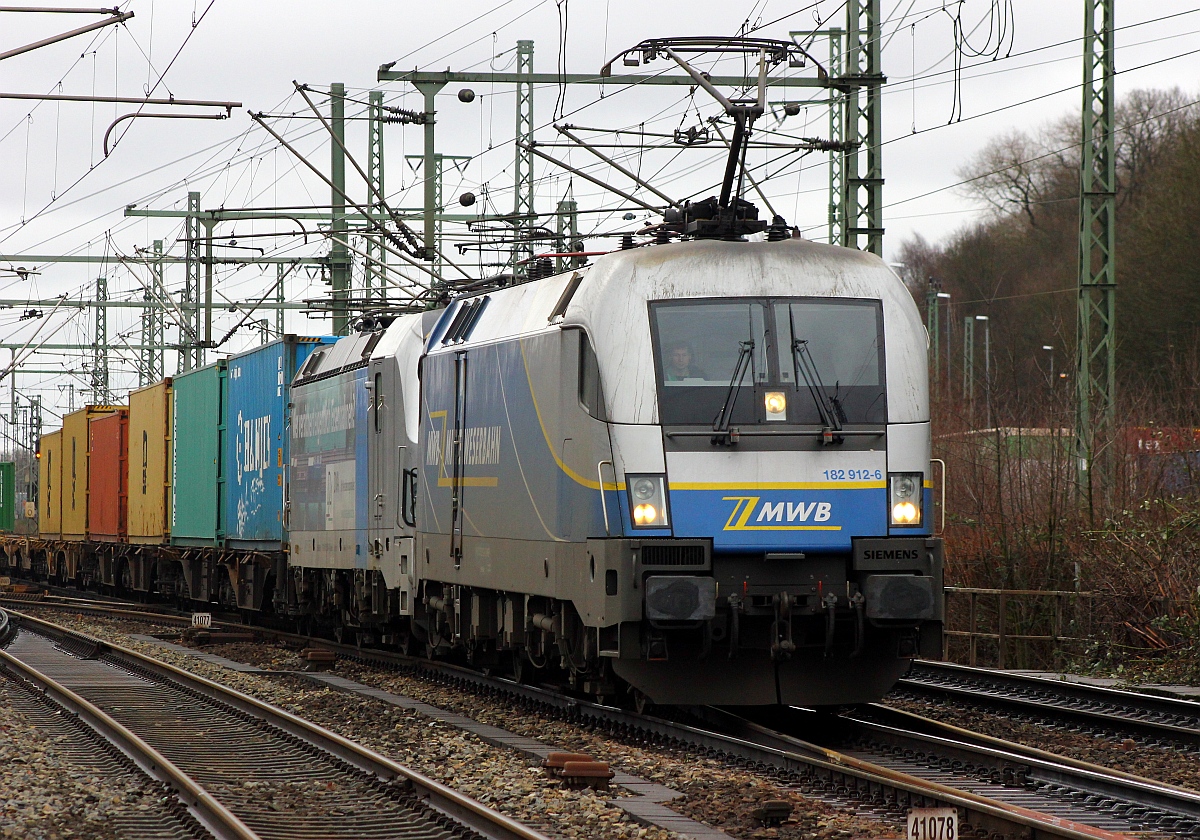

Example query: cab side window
[578,331,606,421]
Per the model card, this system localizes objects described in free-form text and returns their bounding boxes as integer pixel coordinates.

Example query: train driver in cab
[664,341,706,381]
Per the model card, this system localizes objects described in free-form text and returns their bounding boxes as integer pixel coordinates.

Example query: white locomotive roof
[429,238,929,425]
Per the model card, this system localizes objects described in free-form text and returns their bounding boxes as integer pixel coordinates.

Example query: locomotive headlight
[633,503,659,525]
[626,474,670,529]
[889,472,923,527]
[764,391,787,421]
[632,478,657,501]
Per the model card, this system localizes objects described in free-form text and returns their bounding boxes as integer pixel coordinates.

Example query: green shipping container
[0,462,14,532]
[171,360,227,546]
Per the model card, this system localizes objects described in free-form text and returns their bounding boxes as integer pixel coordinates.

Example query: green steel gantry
[91,275,108,401]
[512,39,536,274]
[366,90,387,303]
[182,191,201,371]
[842,0,884,255]
[139,239,165,385]
[377,7,881,266]
[330,82,351,335]
[1076,0,1117,502]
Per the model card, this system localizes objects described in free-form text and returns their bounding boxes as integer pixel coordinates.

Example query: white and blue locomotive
[285,235,943,706]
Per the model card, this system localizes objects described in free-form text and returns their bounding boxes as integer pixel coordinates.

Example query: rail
[0,610,259,840]
[1,601,1159,840]
[5,609,552,840]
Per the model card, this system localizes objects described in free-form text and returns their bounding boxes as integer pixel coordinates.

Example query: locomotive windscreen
[650,297,886,426]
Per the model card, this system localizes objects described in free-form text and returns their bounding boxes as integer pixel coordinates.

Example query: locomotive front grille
[638,543,708,568]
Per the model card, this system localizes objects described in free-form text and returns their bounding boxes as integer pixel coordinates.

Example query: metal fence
[942,587,1102,669]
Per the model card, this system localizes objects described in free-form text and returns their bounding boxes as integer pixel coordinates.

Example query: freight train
[1,235,945,707]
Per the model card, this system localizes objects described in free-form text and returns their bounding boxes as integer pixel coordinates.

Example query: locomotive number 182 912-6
[821,469,883,481]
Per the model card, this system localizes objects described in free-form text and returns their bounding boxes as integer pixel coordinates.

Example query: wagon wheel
[510,650,527,684]
[632,689,654,716]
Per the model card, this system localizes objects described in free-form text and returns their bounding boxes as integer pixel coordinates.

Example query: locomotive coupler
[849,591,866,658]
[822,592,838,657]
[769,591,795,661]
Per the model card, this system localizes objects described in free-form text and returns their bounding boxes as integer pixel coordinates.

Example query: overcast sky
[2,0,1198,419]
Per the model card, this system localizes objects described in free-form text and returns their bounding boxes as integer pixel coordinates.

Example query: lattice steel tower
[1075,0,1116,502]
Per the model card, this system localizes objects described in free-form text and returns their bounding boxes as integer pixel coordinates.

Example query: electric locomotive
[15,230,943,709]
[409,235,943,706]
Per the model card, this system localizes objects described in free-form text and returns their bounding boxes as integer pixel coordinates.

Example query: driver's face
[670,347,691,369]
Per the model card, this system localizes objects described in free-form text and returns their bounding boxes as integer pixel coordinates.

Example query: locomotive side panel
[289,365,368,570]
[419,328,613,603]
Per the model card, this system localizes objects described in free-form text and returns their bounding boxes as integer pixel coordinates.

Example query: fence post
[942,589,950,661]
[997,591,1008,669]
[1054,593,1064,670]
[969,590,978,667]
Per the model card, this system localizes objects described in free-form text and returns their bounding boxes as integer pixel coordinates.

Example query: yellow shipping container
[61,405,121,540]
[128,379,172,544]
[38,430,62,538]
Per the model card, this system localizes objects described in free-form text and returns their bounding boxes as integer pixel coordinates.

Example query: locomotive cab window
[650,298,886,426]
[577,331,607,421]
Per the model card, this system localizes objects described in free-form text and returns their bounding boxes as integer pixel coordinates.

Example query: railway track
[724,704,1200,836]
[898,660,1200,749]
[10,598,1200,839]
[0,608,549,840]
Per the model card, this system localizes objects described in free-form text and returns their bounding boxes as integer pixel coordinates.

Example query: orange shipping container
[38,430,62,538]
[128,379,172,544]
[88,409,129,542]
[61,405,121,540]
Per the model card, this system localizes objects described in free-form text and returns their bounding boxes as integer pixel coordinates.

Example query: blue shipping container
[223,336,332,548]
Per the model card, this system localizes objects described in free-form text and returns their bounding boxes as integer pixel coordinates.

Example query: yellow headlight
[764,391,786,420]
[633,503,659,525]
[892,501,919,525]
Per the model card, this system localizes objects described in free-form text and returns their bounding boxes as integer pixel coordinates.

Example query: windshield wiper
[711,339,754,445]
[789,311,845,445]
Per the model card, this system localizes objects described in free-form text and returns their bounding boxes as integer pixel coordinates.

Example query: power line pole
[367,89,387,303]
[91,275,108,402]
[182,190,201,372]
[513,39,535,277]
[963,315,975,426]
[140,239,164,385]
[843,0,884,255]
[555,197,578,274]
[415,79,446,284]
[827,27,845,246]
[330,81,350,335]
[276,263,286,337]
[927,281,941,389]
[201,216,215,365]
[1075,0,1117,507]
